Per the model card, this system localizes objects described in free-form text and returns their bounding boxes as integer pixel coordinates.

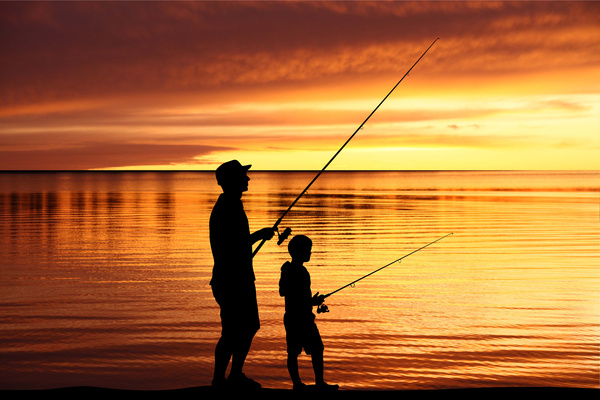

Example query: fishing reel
[317,303,329,314]
[277,227,292,245]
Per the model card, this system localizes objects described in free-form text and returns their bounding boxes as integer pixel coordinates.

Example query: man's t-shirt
[209,193,254,289]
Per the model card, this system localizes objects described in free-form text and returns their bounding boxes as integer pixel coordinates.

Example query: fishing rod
[316,233,453,313]
[253,38,440,258]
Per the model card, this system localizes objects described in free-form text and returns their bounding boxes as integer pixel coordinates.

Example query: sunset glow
[1,1,599,170]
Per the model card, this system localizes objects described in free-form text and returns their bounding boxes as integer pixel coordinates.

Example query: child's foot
[293,381,308,391]
[316,381,339,391]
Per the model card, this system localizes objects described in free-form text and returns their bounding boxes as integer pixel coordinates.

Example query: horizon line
[0,169,596,173]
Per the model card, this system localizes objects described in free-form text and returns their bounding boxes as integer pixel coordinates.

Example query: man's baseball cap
[215,160,251,186]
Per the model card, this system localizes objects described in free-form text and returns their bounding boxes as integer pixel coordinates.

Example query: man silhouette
[209,160,274,389]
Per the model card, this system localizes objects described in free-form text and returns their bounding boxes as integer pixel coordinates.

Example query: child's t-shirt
[279,261,315,322]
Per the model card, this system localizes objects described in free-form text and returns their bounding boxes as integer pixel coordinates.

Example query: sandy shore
[3,386,596,399]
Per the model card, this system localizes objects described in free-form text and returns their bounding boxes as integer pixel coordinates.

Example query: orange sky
[1,1,599,170]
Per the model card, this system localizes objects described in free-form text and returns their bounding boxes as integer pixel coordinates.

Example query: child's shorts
[284,314,324,356]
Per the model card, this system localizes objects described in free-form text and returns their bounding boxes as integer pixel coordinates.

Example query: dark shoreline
[2,386,597,399]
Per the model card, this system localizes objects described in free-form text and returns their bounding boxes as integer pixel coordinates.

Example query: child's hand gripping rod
[316,233,453,313]
[252,39,439,258]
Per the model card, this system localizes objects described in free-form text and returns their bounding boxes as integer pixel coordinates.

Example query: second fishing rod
[315,233,453,314]
[253,38,439,257]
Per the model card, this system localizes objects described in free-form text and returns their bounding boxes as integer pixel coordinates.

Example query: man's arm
[249,227,275,245]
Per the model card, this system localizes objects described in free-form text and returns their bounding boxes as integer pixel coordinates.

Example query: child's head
[288,235,312,263]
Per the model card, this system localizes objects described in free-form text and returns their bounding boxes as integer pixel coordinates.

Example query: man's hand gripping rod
[253,38,439,258]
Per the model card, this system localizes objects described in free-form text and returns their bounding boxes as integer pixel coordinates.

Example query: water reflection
[155,192,175,235]
[0,171,598,390]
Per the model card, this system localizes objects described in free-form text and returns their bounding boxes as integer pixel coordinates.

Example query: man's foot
[228,372,261,390]
[211,377,229,390]
[315,381,339,391]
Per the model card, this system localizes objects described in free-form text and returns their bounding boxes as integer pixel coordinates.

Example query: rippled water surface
[1,171,598,390]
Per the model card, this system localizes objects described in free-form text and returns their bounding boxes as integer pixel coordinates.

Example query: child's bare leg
[311,350,324,384]
[312,350,338,390]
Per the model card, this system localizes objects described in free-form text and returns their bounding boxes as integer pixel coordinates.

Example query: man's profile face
[222,171,249,194]
[240,172,249,192]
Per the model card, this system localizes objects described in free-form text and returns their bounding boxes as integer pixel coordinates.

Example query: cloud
[446,124,481,130]
[0,143,233,170]
[344,131,544,151]
[1,1,598,170]
[1,1,598,107]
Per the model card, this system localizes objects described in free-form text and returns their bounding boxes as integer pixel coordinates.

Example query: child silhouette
[279,235,338,391]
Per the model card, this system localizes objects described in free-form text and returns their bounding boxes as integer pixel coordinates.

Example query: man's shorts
[284,314,324,356]
[212,282,260,338]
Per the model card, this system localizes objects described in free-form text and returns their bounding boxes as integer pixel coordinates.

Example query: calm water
[1,171,598,390]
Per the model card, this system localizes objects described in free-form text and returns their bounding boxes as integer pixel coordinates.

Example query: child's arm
[279,276,286,297]
[312,292,325,306]
[279,264,289,297]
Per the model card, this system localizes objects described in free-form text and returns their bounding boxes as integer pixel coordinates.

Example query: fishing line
[253,38,439,257]
[316,233,453,313]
